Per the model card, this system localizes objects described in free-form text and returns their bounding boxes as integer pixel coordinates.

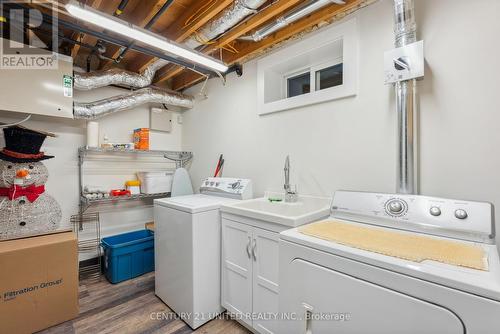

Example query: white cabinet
[252,227,280,334]
[222,218,280,333]
[221,219,253,327]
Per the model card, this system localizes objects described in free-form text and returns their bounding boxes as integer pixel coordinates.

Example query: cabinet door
[221,218,253,327]
[252,227,280,334]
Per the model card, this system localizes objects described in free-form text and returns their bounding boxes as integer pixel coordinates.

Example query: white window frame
[283,66,311,98]
[257,18,358,115]
[312,58,343,92]
[282,57,343,99]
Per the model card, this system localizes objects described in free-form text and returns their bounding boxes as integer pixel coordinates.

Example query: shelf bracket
[165,152,193,168]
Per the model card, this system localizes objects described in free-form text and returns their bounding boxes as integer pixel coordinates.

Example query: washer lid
[281,219,500,302]
[154,194,239,213]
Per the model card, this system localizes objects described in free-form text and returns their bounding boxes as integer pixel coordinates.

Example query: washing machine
[279,190,500,334]
[154,177,252,329]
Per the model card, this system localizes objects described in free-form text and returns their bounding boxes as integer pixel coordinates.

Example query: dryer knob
[455,209,468,220]
[388,200,404,214]
[429,207,441,217]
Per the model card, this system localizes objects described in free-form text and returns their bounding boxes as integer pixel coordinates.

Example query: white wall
[0,86,183,241]
[1,0,499,245]
[183,0,500,242]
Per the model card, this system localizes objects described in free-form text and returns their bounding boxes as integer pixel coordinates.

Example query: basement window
[285,61,344,99]
[286,71,311,98]
[257,18,357,115]
[315,63,343,90]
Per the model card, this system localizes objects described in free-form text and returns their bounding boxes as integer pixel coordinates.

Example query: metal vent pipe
[240,0,346,42]
[183,0,268,49]
[394,0,417,194]
[73,0,267,91]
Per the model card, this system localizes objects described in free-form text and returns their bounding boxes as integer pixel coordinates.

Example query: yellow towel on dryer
[299,220,488,271]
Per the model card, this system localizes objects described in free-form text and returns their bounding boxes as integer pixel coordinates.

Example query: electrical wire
[215,70,226,86]
[193,31,239,54]
[183,0,218,28]
[198,76,209,98]
[0,114,32,128]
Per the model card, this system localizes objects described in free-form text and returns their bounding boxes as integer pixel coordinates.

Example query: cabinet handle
[252,238,257,261]
[246,236,252,259]
[302,303,314,334]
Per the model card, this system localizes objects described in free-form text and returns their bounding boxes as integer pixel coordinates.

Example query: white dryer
[279,190,500,334]
[154,177,252,329]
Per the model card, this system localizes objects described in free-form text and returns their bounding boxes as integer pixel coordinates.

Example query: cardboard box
[0,232,79,334]
[145,222,154,231]
[133,128,150,150]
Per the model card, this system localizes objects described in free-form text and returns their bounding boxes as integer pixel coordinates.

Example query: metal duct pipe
[74,59,169,90]
[183,0,268,49]
[73,0,266,91]
[73,87,194,120]
[74,0,174,89]
[239,0,346,42]
[394,0,417,194]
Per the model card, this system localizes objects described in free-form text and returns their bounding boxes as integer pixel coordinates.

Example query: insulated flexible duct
[73,0,267,91]
[183,0,267,49]
[73,87,194,120]
[74,59,169,90]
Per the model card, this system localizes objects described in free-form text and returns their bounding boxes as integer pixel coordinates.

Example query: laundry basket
[101,229,154,284]
[137,171,173,194]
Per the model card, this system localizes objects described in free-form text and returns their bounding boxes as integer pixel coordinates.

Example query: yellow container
[125,180,141,187]
[125,180,141,195]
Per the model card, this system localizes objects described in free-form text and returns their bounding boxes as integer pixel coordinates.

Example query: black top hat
[0,126,54,163]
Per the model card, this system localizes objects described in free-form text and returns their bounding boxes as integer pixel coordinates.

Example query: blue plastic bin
[101,229,154,284]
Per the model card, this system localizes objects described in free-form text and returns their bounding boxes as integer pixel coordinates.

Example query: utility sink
[221,194,331,227]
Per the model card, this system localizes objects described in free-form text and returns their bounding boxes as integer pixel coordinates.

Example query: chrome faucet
[284,155,298,203]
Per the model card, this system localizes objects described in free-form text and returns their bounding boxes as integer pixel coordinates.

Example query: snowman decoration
[0,126,62,240]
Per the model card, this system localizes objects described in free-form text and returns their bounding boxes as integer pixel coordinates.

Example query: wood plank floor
[38,273,250,334]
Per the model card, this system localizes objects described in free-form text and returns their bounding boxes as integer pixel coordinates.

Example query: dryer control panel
[200,177,253,200]
[331,190,494,244]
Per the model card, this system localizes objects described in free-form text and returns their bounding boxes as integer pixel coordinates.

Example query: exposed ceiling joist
[131,0,234,74]
[69,0,103,58]
[10,0,374,92]
[98,0,173,70]
[153,0,304,85]
[171,0,367,91]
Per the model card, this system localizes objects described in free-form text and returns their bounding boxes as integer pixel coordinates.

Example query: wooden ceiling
[24,0,371,91]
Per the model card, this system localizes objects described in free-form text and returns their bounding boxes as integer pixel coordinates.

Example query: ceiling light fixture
[65,1,228,73]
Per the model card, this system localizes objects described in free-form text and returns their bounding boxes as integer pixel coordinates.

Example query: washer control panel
[200,177,253,200]
[385,198,408,217]
[331,190,494,243]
